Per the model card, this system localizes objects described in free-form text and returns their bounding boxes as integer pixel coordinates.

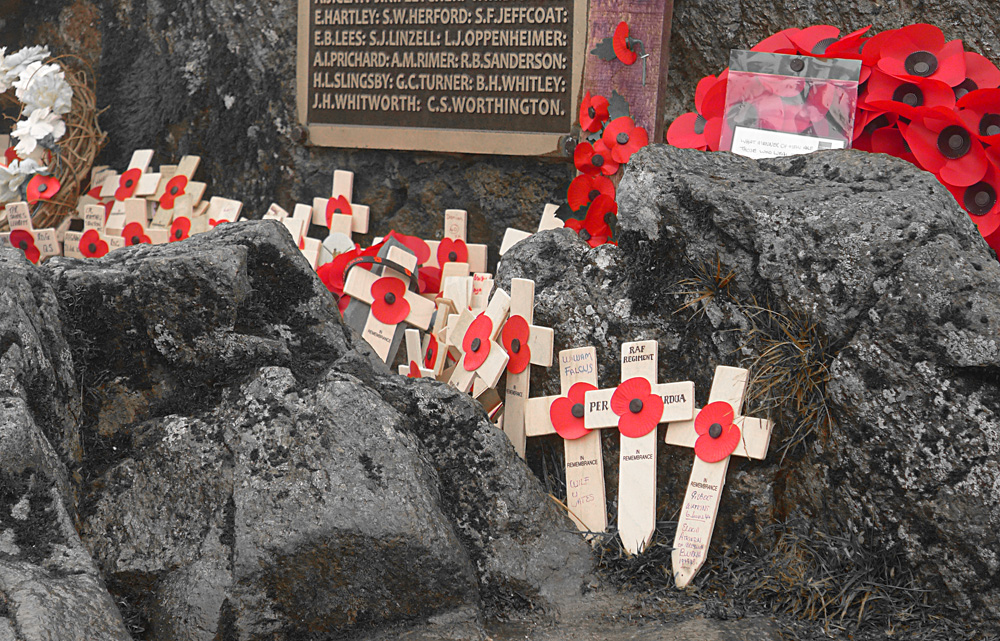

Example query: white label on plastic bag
[730,126,845,159]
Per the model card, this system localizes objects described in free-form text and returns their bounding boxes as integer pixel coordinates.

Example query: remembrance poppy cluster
[667,23,1000,252]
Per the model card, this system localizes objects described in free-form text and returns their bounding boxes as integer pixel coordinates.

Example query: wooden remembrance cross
[447,287,510,394]
[524,346,607,535]
[583,340,694,555]
[342,244,435,362]
[501,278,554,458]
[664,365,772,588]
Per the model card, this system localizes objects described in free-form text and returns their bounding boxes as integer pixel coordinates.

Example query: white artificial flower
[0,45,49,91]
[11,108,66,156]
[13,61,72,115]
[0,159,47,203]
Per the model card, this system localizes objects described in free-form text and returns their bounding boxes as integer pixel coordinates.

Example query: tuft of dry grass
[674,253,736,317]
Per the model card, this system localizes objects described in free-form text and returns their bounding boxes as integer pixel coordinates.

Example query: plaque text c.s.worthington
[297,0,588,155]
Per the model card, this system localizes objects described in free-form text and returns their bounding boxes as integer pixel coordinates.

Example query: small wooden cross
[499,203,566,256]
[0,202,60,263]
[447,287,510,393]
[118,198,169,245]
[152,155,206,215]
[501,278,554,458]
[397,329,436,379]
[470,272,495,311]
[63,204,124,258]
[312,169,370,243]
[525,346,607,535]
[342,244,436,363]
[583,340,694,555]
[664,365,772,588]
[100,149,161,217]
[421,298,456,378]
[426,209,488,273]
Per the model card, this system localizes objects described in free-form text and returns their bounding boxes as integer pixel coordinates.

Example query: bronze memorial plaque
[296,0,588,155]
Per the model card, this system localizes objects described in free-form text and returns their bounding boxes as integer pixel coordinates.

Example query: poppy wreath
[666,23,1000,253]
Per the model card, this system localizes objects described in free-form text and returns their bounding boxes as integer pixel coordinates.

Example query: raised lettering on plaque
[296,0,588,155]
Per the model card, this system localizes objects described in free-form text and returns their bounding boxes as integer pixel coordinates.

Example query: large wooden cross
[583,340,694,554]
[342,244,435,362]
[525,346,607,535]
[664,365,771,588]
[447,287,510,393]
[502,278,554,458]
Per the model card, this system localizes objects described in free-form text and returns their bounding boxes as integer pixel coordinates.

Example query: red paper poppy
[788,24,841,56]
[565,195,614,247]
[549,381,598,440]
[580,91,610,132]
[750,27,799,54]
[79,229,109,258]
[947,158,1000,247]
[610,377,664,438]
[567,174,615,210]
[122,222,151,246]
[957,89,1000,145]
[903,106,988,187]
[876,24,966,88]
[953,52,1000,99]
[387,230,431,265]
[370,276,410,324]
[821,25,871,57]
[602,117,649,164]
[574,139,620,176]
[407,361,422,378]
[502,315,531,374]
[324,195,353,227]
[3,147,18,164]
[424,334,439,369]
[694,401,742,463]
[8,229,39,264]
[437,237,468,265]
[667,74,727,150]
[170,216,191,242]
[115,168,142,202]
[461,313,493,371]
[863,69,956,113]
[159,175,188,209]
[25,174,60,204]
[418,265,442,294]
[871,125,919,166]
[612,21,638,65]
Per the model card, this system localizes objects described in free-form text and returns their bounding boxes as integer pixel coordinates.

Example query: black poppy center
[616,132,629,145]
[954,78,979,100]
[88,243,97,253]
[510,338,521,353]
[628,398,643,414]
[384,292,396,304]
[170,186,180,195]
[709,422,723,438]
[470,337,482,352]
[864,114,892,134]
[790,58,805,72]
[448,251,458,261]
[588,189,601,201]
[125,178,134,188]
[426,348,434,361]
[37,182,48,193]
[591,153,605,168]
[811,37,837,54]
[965,181,997,215]
[892,83,924,107]
[175,229,183,239]
[980,114,1000,137]
[904,51,938,77]
[693,114,707,135]
[571,403,585,419]
[579,229,591,241]
[938,125,971,159]
[131,236,141,245]
[17,240,28,251]
[588,106,596,119]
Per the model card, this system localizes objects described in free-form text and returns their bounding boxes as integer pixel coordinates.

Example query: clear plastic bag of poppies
[720,50,863,158]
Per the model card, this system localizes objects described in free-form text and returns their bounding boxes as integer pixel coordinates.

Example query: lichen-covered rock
[499,145,1000,629]
[38,221,592,639]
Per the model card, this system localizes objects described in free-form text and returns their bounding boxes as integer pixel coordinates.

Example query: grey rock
[499,145,1000,629]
